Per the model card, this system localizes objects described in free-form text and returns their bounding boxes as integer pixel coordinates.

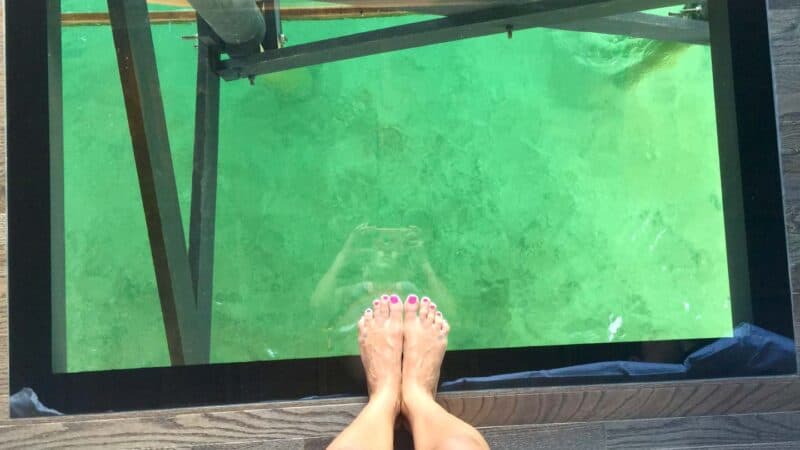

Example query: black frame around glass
[7,0,795,415]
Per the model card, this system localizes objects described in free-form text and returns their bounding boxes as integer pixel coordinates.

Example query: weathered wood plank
[295,423,604,450]
[773,62,800,117]
[0,0,8,421]
[2,378,800,448]
[439,378,800,427]
[794,294,800,363]
[771,8,800,367]
[479,423,604,450]
[770,0,800,10]
[766,5,800,66]
[162,412,800,450]
[605,411,800,449]
[672,443,800,450]
[192,439,306,449]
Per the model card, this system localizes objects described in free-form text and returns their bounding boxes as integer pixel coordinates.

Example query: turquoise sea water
[61,2,732,372]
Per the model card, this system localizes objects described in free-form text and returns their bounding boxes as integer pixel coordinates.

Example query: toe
[365,307,374,323]
[404,294,419,321]
[389,294,403,321]
[419,296,431,321]
[358,315,366,336]
[379,295,390,319]
[434,310,444,329]
[426,303,438,325]
[442,319,450,336]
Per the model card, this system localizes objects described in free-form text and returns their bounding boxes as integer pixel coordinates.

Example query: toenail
[365,308,372,314]
[436,311,442,316]
[373,300,380,307]
[381,295,389,301]
[390,295,400,304]
[430,304,436,310]
[408,295,418,304]
[422,297,430,303]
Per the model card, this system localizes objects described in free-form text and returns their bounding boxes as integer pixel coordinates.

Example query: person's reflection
[310,224,455,349]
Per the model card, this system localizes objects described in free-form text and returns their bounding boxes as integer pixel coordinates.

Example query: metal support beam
[707,0,750,328]
[219,0,680,80]
[708,0,791,335]
[188,17,222,363]
[47,0,67,374]
[107,0,203,365]
[554,12,709,45]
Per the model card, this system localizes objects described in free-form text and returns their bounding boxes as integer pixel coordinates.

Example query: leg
[401,295,490,450]
[328,295,404,450]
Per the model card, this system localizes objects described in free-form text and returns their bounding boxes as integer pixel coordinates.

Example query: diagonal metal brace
[108,0,209,365]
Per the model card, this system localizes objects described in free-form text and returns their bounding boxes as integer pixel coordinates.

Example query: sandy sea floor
[61,1,732,372]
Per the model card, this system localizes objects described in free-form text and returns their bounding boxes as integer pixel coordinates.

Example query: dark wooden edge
[0,0,799,445]
[0,0,7,422]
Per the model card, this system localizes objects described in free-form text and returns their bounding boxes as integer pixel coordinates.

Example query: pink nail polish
[436,311,442,316]
[422,297,430,303]
[373,300,380,306]
[390,295,400,304]
[382,295,389,301]
[407,295,418,304]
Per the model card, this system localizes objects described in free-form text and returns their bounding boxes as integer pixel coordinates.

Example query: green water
[61,2,732,372]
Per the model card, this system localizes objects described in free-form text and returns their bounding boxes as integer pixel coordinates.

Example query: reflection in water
[311,224,455,347]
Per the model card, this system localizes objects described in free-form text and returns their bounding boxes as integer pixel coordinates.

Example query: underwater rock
[255,67,316,102]
[554,32,689,84]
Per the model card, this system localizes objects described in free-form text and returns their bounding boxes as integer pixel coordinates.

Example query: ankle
[402,382,434,399]
[401,384,437,415]
[368,388,401,416]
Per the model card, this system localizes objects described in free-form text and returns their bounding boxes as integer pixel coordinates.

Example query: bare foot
[357,294,404,414]
[400,294,450,415]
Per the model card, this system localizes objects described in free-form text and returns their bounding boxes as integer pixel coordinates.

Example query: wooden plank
[766,5,800,66]
[148,0,191,6]
[437,378,800,426]
[780,108,800,158]
[771,6,800,356]
[268,424,603,450]
[0,0,8,421]
[773,62,800,117]
[2,378,800,447]
[770,0,800,10]
[192,439,306,449]
[63,10,198,26]
[54,412,800,449]
[673,443,800,450]
[605,411,800,449]
[795,293,800,370]
[61,8,412,26]
[479,423,604,450]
